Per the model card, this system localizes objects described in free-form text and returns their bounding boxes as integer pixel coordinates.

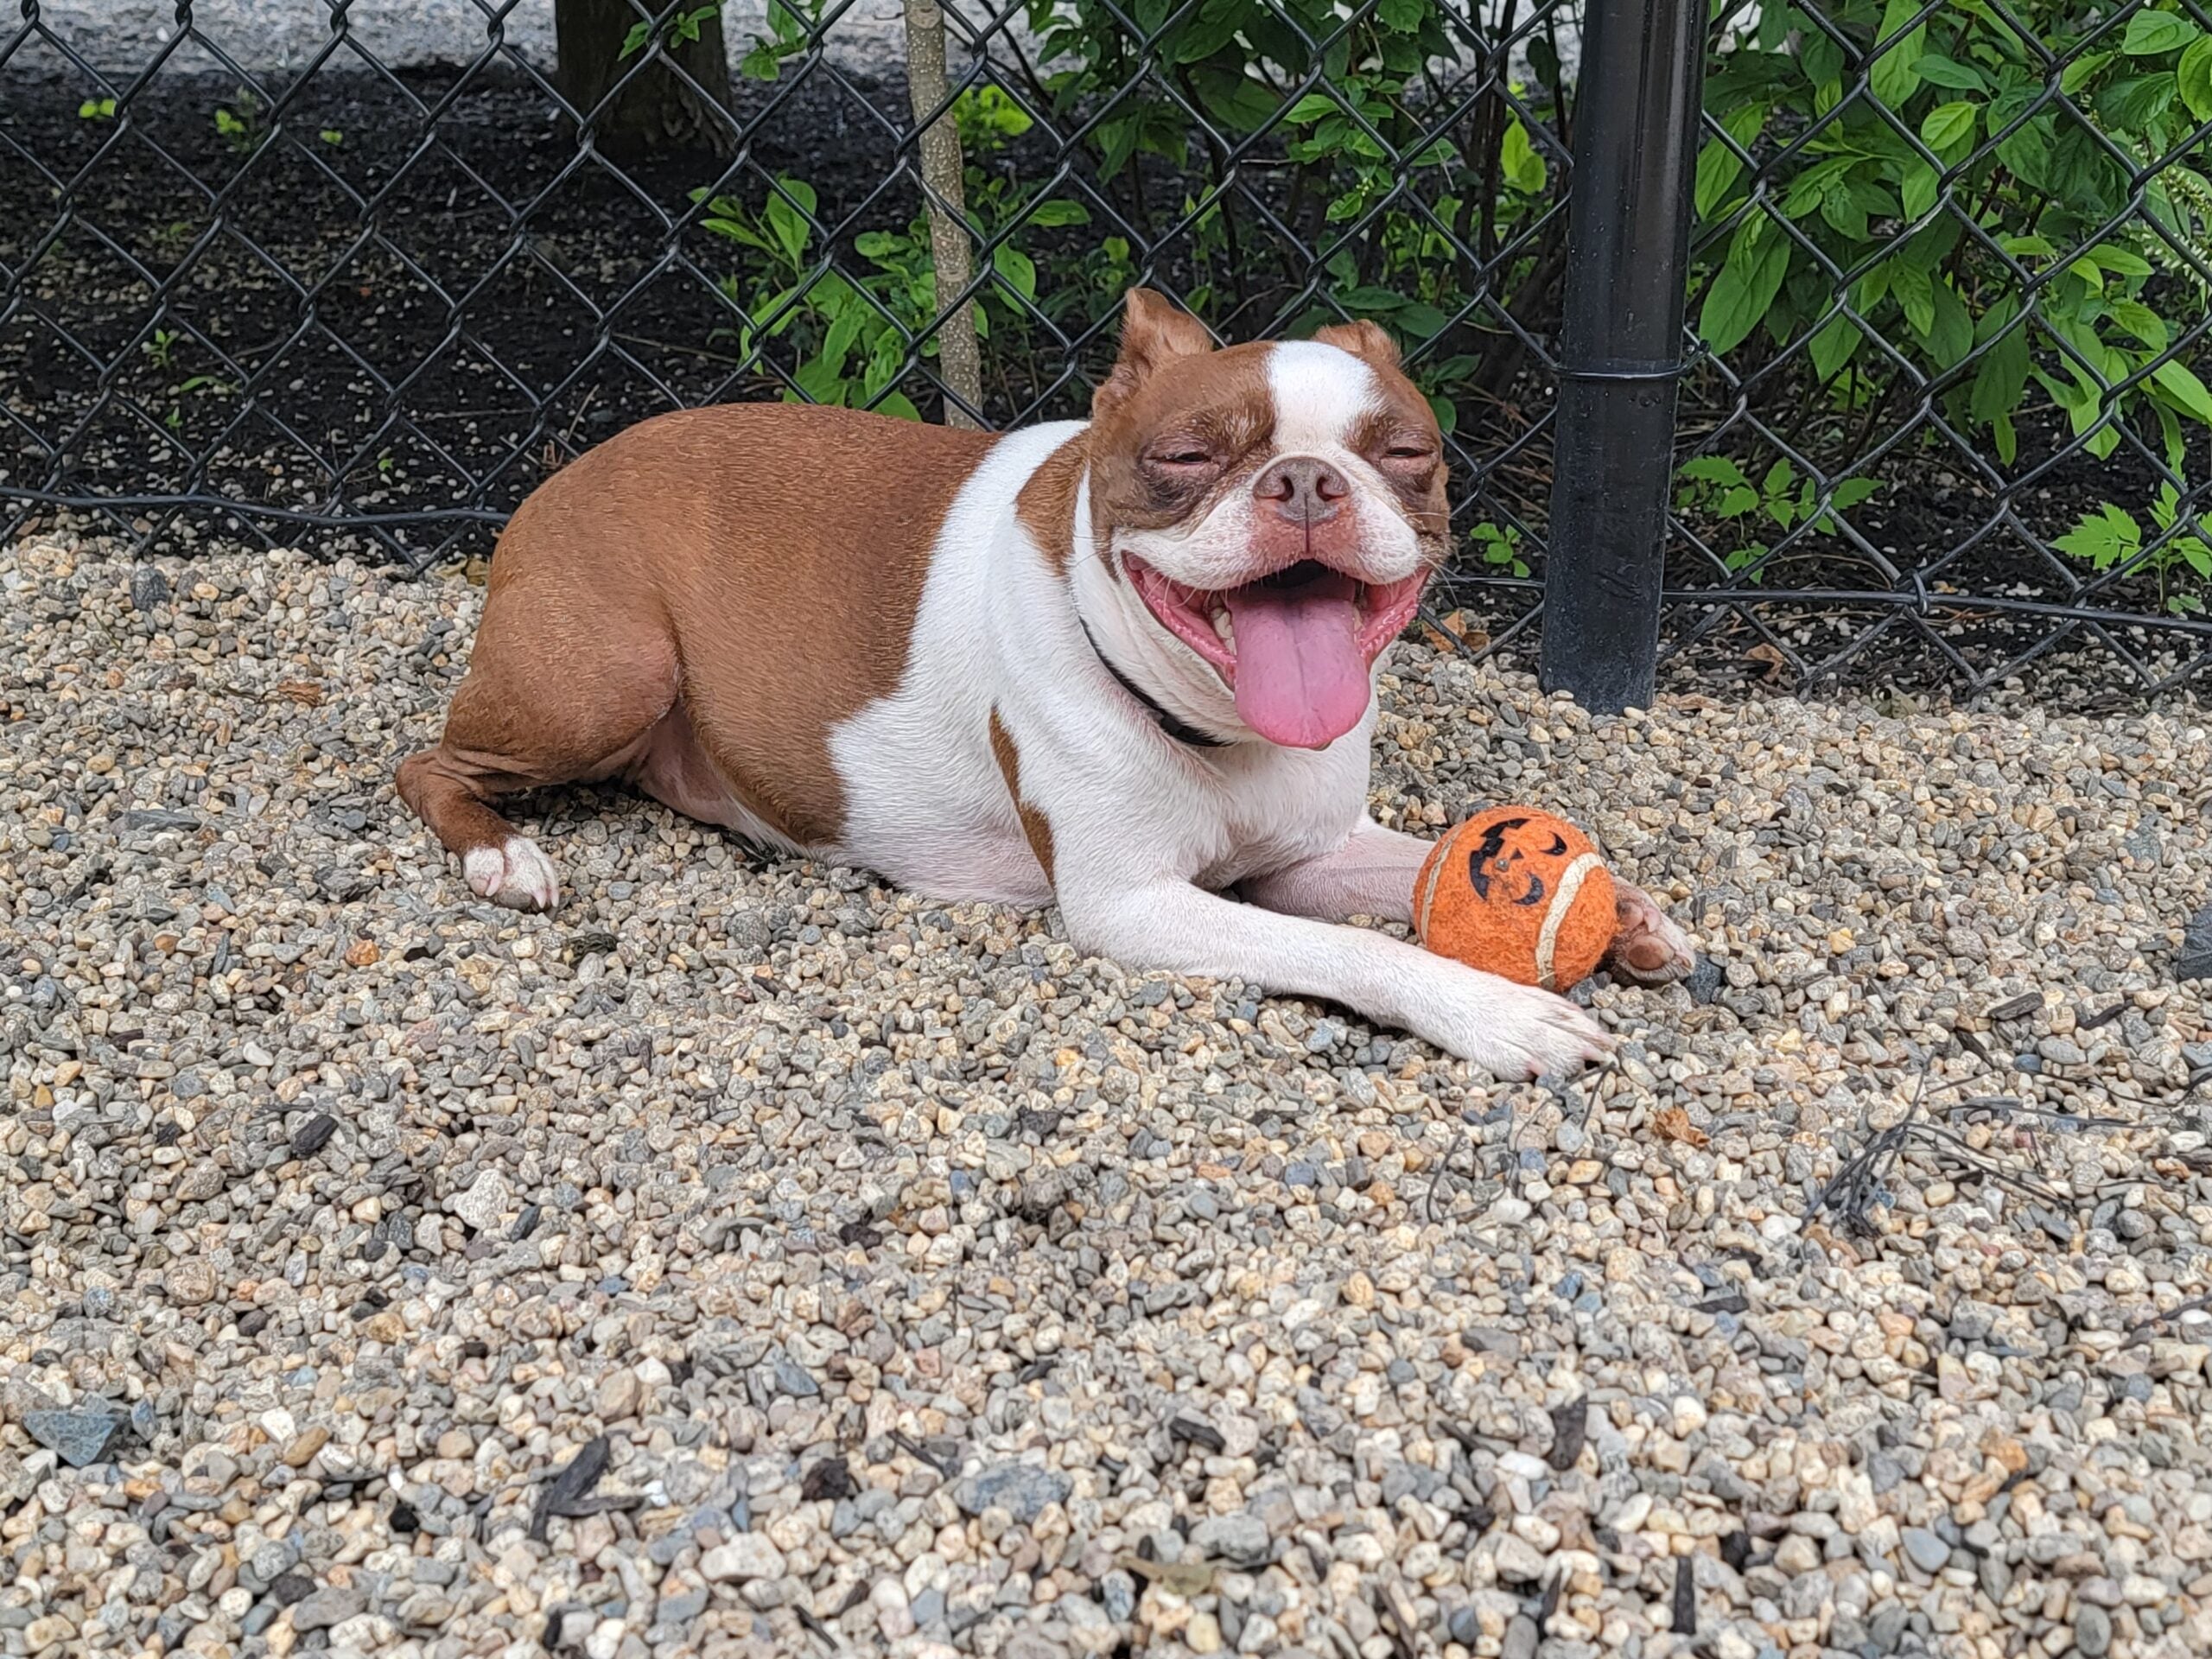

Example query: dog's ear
[1313,318,1402,372]
[1094,288,1214,422]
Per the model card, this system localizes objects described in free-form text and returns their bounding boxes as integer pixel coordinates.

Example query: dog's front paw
[1457,980,1615,1078]
[1610,880,1694,985]
[462,836,561,912]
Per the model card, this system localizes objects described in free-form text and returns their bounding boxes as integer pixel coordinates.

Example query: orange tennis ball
[1414,806,1617,990]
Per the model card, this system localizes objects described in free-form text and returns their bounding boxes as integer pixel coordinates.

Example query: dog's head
[1084,288,1448,749]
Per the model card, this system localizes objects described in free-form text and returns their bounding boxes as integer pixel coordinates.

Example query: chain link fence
[4,2,2212,700]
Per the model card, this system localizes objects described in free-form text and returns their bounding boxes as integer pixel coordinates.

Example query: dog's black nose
[1253,454,1349,521]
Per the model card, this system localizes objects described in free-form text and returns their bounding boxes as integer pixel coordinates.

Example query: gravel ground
[8,3,918,78]
[6,527,2212,1659]
[8,1,1572,85]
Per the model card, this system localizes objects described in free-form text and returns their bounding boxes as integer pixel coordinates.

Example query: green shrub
[1699,2,2212,466]
[688,1,2212,607]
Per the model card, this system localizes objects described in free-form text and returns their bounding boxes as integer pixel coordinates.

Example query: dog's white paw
[462,837,560,912]
[1463,980,1615,1079]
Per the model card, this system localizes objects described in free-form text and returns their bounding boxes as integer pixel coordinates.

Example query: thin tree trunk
[556,0,734,160]
[902,0,983,427]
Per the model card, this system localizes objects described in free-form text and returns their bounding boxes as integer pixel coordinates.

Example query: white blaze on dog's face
[1086,289,1450,749]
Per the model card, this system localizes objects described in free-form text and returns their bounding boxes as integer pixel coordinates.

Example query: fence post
[901,0,985,428]
[1536,0,1707,713]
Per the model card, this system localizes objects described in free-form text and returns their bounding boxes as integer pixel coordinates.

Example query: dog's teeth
[1211,608,1235,647]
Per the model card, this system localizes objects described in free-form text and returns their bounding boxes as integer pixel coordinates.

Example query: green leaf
[2182,38,2212,120]
[1283,92,1340,124]
[2122,12,2202,55]
[1898,159,1939,220]
[2061,51,2112,95]
[1096,114,1143,179]
[1820,185,1869,240]
[1026,199,1090,228]
[1889,258,1935,336]
[764,184,815,270]
[1170,6,1247,63]
[619,20,652,58]
[1376,0,1425,28]
[2085,245,2154,279]
[791,356,849,406]
[1970,318,2031,424]
[1995,123,2051,190]
[1923,283,1973,370]
[820,307,863,379]
[1870,0,1928,110]
[1189,67,1278,134]
[992,244,1038,301]
[872,391,922,422]
[2053,503,2139,569]
[1913,54,1989,92]
[1694,104,1765,219]
[1920,101,1979,151]
[1809,314,1863,379]
[1681,455,1750,488]
[1699,215,1793,355]
[1831,478,1880,511]
[1396,302,1449,340]
[2153,357,2212,423]
[2110,299,2171,349]
[1781,156,1852,219]
[1501,119,1548,194]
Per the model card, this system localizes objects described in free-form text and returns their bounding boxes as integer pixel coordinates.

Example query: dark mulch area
[3,62,2208,699]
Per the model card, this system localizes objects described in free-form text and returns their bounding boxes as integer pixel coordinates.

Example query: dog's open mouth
[1125,555,1428,748]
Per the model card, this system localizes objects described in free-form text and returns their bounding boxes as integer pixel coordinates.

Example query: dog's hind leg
[397,574,678,913]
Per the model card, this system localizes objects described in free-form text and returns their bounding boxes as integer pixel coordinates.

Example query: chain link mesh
[3,2,2209,698]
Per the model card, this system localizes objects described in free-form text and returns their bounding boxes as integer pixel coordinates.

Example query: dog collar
[1080,620,1229,749]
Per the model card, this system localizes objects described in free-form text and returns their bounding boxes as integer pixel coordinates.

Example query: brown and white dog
[397,289,1691,1077]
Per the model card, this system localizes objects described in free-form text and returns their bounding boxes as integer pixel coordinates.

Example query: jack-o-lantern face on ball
[1460,815,1576,908]
[1414,806,1617,991]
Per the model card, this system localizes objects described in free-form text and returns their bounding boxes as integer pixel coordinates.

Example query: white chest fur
[828,421,1373,906]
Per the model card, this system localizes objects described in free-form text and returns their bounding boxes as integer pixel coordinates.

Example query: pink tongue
[1223,572,1370,748]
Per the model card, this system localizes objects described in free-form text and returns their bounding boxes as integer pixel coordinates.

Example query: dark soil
[3,62,2207,700]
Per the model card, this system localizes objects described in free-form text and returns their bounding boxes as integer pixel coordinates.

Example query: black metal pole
[1537,0,1707,713]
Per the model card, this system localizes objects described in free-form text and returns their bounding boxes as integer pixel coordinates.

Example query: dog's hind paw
[462,836,560,912]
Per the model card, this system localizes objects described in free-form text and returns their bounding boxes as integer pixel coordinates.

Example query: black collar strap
[1081,620,1230,749]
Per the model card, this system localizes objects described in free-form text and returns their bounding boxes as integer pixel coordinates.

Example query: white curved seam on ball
[1535,851,1605,990]
[1414,824,1453,941]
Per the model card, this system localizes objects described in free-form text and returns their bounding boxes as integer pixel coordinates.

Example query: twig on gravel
[1810,1065,2090,1238]
[1670,1555,1698,1634]
[1423,1132,1478,1227]
[891,1429,959,1478]
[792,1603,844,1652]
[2121,1292,2212,1348]
[528,1435,633,1543]
[1169,1415,1227,1454]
